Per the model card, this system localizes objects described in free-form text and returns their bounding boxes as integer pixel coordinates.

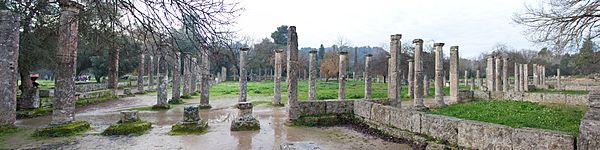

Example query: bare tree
[514,0,600,53]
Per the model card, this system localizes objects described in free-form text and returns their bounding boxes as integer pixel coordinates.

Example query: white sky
[234,0,542,58]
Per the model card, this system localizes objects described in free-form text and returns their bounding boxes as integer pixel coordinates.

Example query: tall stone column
[287,26,299,120]
[137,53,145,92]
[108,47,119,96]
[190,58,197,93]
[338,51,348,100]
[364,54,373,99]
[0,10,19,127]
[200,52,211,108]
[171,52,181,101]
[424,75,430,96]
[557,68,561,90]
[514,63,519,91]
[156,45,169,108]
[221,66,227,82]
[239,48,249,102]
[495,56,502,91]
[532,64,538,86]
[464,70,469,87]
[388,34,402,107]
[182,55,191,96]
[413,39,424,108]
[486,56,495,91]
[308,50,318,101]
[524,64,529,92]
[519,64,524,91]
[542,66,546,86]
[274,49,284,105]
[502,57,509,92]
[53,1,83,124]
[449,46,459,99]
[407,59,414,98]
[148,55,155,91]
[476,70,482,90]
[434,43,445,107]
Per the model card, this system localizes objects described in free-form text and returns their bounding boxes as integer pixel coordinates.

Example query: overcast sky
[233,0,542,58]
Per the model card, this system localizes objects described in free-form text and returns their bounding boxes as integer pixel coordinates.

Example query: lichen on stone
[103,119,152,136]
[33,120,91,137]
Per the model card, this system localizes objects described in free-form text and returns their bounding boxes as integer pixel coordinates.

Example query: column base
[230,115,260,131]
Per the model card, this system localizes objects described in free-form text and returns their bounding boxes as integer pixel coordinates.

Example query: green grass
[210,80,464,100]
[103,119,152,136]
[427,100,587,134]
[32,120,91,137]
[529,89,589,95]
[0,127,23,139]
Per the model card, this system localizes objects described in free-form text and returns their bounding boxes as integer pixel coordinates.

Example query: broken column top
[237,102,253,109]
[240,48,249,51]
[450,46,459,50]
[412,39,424,43]
[390,34,402,39]
[365,54,373,57]
[309,50,317,54]
[274,49,283,53]
[59,1,85,11]
[339,51,348,55]
[434,43,445,46]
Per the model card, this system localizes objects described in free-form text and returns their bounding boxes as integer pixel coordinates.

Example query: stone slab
[457,120,512,150]
[420,114,460,144]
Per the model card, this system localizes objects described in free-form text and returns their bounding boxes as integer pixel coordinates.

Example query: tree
[271,25,288,46]
[320,50,339,82]
[575,36,600,75]
[371,48,389,83]
[514,0,600,53]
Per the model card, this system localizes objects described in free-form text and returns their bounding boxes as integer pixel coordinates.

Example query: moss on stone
[191,92,200,96]
[168,98,185,104]
[198,104,212,109]
[16,107,53,119]
[102,119,152,136]
[0,126,23,138]
[76,95,118,106]
[169,123,208,135]
[33,120,91,137]
[152,105,171,110]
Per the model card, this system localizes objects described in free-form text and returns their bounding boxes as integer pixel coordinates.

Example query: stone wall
[291,100,355,117]
[76,89,114,100]
[474,90,588,106]
[353,100,576,149]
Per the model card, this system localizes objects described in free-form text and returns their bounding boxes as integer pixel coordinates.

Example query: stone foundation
[471,90,588,106]
[230,102,259,131]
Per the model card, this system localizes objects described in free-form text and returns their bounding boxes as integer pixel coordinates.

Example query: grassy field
[427,100,586,134]
[210,80,474,101]
[529,88,589,95]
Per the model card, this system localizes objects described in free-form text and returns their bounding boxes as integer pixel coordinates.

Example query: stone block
[537,129,575,150]
[523,93,543,103]
[370,103,390,125]
[303,101,326,116]
[589,90,600,108]
[473,90,490,99]
[354,100,372,119]
[420,114,460,144]
[120,110,139,123]
[566,94,588,106]
[457,120,512,150]
[326,100,353,114]
[280,141,320,150]
[389,107,423,133]
[578,107,600,149]
[511,128,540,150]
[490,91,504,100]
[503,91,524,101]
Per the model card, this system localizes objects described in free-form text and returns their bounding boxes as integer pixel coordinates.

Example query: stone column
[148,55,155,91]
[156,45,169,108]
[171,52,181,101]
[557,68,561,90]
[0,10,19,127]
[464,70,469,87]
[407,59,414,98]
[182,55,190,96]
[514,63,519,91]
[434,43,445,106]
[308,50,317,101]
[542,66,546,86]
[524,64,529,92]
[486,56,495,91]
[388,34,402,107]
[53,1,83,124]
[519,64,524,91]
[137,53,145,92]
[449,46,459,99]
[108,46,119,96]
[190,58,197,93]
[502,57,509,92]
[287,26,299,120]
[239,48,249,102]
[338,51,348,100]
[200,52,211,108]
[364,54,373,99]
[476,70,482,90]
[413,39,424,108]
[221,66,227,82]
[532,64,538,86]
[495,56,502,91]
[424,75,430,96]
[274,49,284,105]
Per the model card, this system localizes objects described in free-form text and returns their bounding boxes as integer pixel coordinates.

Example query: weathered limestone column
[200,52,211,109]
[424,75,430,96]
[137,53,145,92]
[407,59,414,98]
[542,66,546,86]
[476,70,483,90]
[532,64,538,86]
[557,68,562,90]
[221,66,227,82]
[53,1,83,124]
[514,63,519,91]
[190,58,197,93]
[502,57,509,92]
[239,48,249,102]
[495,56,502,91]
[108,46,119,96]
[273,49,284,105]
[308,50,318,101]
[413,39,424,108]
[287,26,299,120]
[464,70,469,87]
[155,47,169,108]
[364,54,373,99]
[388,34,402,107]
[486,56,495,91]
[434,43,446,107]
[524,64,529,92]
[519,64,524,91]
[338,51,348,100]
[148,55,155,91]
[171,52,181,101]
[449,46,459,99]
[0,10,19,127]
[577,90,600,149]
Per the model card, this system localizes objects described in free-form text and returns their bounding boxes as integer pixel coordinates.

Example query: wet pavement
[7,89,414,150]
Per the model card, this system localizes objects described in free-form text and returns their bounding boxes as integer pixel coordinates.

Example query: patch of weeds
[169,123,208,135]
[192,92,200,96]
[102,119,152,136]
[33,120,91,137]
[0,126,24,138]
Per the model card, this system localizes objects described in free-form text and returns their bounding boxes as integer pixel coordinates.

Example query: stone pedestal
[120,110,139,123]
[0,10,19,127]
[124,88,133,95]
[171,105,208,133]
[19,87,40,109]
[230,102,259,131]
